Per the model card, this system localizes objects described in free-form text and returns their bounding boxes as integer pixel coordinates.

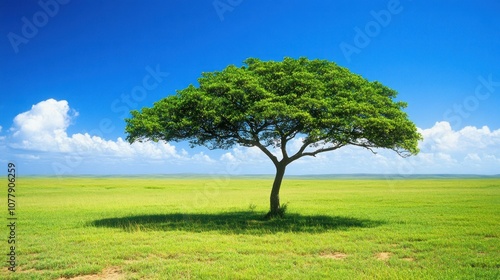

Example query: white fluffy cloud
[218,121,500,175]
[418,121,500,153]
[8,99,210,164]
[413,122,500,174]
[11,99,77,152]
[6,99,500,175]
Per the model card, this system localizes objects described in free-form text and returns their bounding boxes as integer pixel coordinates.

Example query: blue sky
[1,0,499,176]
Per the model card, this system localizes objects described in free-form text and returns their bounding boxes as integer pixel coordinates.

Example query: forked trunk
[267,163,286,218]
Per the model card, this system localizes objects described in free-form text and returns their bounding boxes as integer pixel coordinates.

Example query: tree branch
[348,140,378,155]
[393,148,412,158]
[287,139,314,163]
[254,141,279,166]
[280,135,288,160]
[287,139,346,164]
[349,142,378,155]
[234,133,279,166]
[298,143,345,159]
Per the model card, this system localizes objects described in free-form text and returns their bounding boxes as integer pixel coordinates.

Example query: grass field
[2,176,499,279]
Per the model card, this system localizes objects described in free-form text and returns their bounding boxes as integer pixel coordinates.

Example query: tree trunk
[267,162,287,218]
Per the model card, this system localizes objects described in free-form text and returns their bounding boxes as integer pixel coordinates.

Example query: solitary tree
[125,57,421,218]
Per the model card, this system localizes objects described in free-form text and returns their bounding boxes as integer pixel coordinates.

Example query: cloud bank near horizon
[2,99,499,175]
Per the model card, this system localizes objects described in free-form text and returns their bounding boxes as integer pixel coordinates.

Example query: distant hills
[26,173,500,179]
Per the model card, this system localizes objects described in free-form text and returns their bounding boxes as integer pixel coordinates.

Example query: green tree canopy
[126,57,422,217]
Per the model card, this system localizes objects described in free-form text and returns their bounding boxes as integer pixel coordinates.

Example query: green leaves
[125,57,422,163]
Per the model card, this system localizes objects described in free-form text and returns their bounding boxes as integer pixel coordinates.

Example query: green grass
[3,177,499,279]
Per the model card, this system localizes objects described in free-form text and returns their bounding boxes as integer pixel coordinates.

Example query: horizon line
[15,173,500,179]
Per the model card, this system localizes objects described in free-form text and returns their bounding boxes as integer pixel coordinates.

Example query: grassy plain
[2,176,499,279]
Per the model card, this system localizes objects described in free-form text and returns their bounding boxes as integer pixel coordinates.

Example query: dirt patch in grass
[375,252,392,261]
[60,267,123,280]
[320,252,348,260]
[402,257,415,262]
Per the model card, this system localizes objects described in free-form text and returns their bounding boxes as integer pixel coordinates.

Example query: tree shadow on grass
[89,212,384,234]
